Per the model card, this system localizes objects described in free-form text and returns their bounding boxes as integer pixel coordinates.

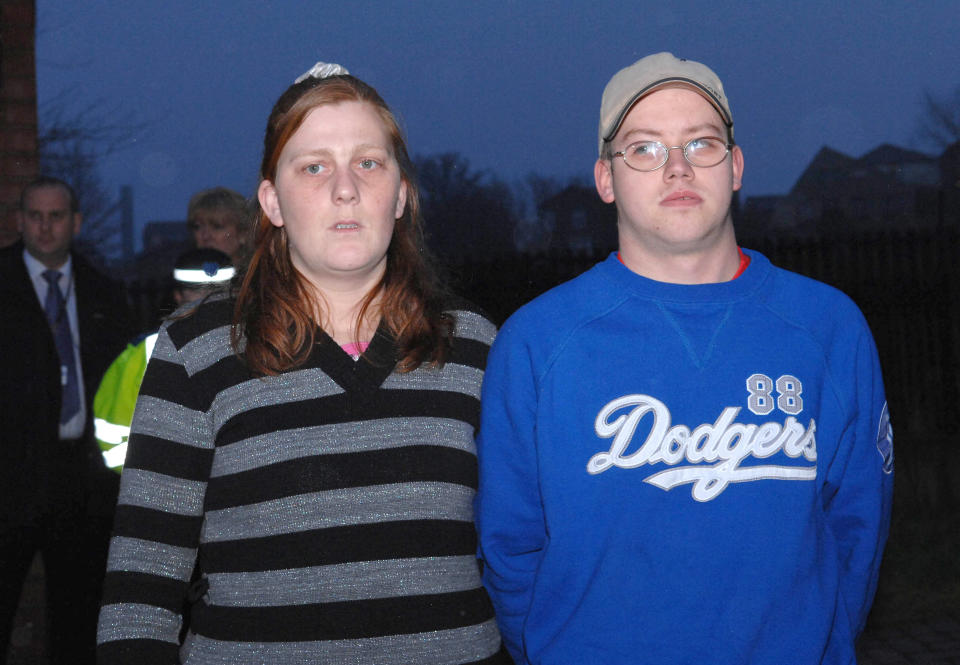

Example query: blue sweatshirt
[476,250,893,665]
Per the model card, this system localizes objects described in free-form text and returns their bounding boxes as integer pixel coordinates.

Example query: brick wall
[0,0,38,247]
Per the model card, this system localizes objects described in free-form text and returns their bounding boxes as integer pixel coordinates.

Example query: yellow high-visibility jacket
[93,332,158,473]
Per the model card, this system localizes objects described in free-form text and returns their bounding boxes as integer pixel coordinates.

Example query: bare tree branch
[917,87,960,150]
[37,90,145,262]
[414,153,518,258]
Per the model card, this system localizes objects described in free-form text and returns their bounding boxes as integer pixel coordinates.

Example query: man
[0,177,132,664]
[476,53,893,665]
[186,186,249,264]
[95,248,234,473]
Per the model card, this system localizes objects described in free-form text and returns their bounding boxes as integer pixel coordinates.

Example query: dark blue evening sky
[36,0,960,249]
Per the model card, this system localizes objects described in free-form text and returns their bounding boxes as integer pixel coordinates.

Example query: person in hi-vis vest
[94,248,234,473]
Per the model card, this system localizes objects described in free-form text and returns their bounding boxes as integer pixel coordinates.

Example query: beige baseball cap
[598,52,733,155]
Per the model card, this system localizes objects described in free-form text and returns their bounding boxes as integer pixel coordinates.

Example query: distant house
[940,141,960,226]
[539,184,617,255]
[742,142,955,240]
[143,220,191,251]
[116,219,191,283]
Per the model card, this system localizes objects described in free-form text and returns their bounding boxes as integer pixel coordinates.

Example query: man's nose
[662,146,694,179]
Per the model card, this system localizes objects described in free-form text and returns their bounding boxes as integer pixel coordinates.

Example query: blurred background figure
[185,187,250,264]
[130,189,248,333]
[94,248,234,473]
[0,176,132,665]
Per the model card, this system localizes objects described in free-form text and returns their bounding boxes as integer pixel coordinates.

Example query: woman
[97,63,508,664]
[185,187,250,264]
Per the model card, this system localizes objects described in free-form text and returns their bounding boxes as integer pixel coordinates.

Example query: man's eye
[631,142,656,156]
[305,164,325,175]
[688,137,721,152]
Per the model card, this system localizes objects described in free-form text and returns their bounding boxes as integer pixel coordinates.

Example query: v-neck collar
[307,320,398,395]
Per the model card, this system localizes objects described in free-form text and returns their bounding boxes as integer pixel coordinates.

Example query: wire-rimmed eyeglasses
[612,136,732,172]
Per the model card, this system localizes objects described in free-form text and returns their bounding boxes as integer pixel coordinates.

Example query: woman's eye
[358,159,380,170]
[305,163,325,175]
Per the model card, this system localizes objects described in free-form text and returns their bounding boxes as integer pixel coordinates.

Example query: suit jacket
[0,242,133,529]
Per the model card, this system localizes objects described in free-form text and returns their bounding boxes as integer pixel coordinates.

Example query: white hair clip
[294,62,350,84]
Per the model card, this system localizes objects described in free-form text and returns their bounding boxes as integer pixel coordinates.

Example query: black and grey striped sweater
[96,296,510,664]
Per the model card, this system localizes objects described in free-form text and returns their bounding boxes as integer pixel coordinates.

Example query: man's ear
[594,158,616,204]
[71,212,83,237]
[731,145,744,192]
[258,180,284,227]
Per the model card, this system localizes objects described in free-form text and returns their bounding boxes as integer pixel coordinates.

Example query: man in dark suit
[0,176,132,665]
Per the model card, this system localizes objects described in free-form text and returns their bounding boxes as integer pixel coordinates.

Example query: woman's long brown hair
[232,74,452,376]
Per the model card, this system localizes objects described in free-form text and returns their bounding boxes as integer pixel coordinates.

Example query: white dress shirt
[23,249,87,440]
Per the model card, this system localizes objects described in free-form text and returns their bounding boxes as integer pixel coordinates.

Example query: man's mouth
[662,190,701,205]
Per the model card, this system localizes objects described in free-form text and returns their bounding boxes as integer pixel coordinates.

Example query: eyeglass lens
[621,137,728,171]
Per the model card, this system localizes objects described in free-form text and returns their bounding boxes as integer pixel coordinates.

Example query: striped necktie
[42,269,80,423]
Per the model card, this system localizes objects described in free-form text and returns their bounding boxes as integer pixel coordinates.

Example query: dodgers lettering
[588,394,817,501]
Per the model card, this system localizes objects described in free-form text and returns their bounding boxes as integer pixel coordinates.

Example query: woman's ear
[395,181,408,220]
[258,180,284,227]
